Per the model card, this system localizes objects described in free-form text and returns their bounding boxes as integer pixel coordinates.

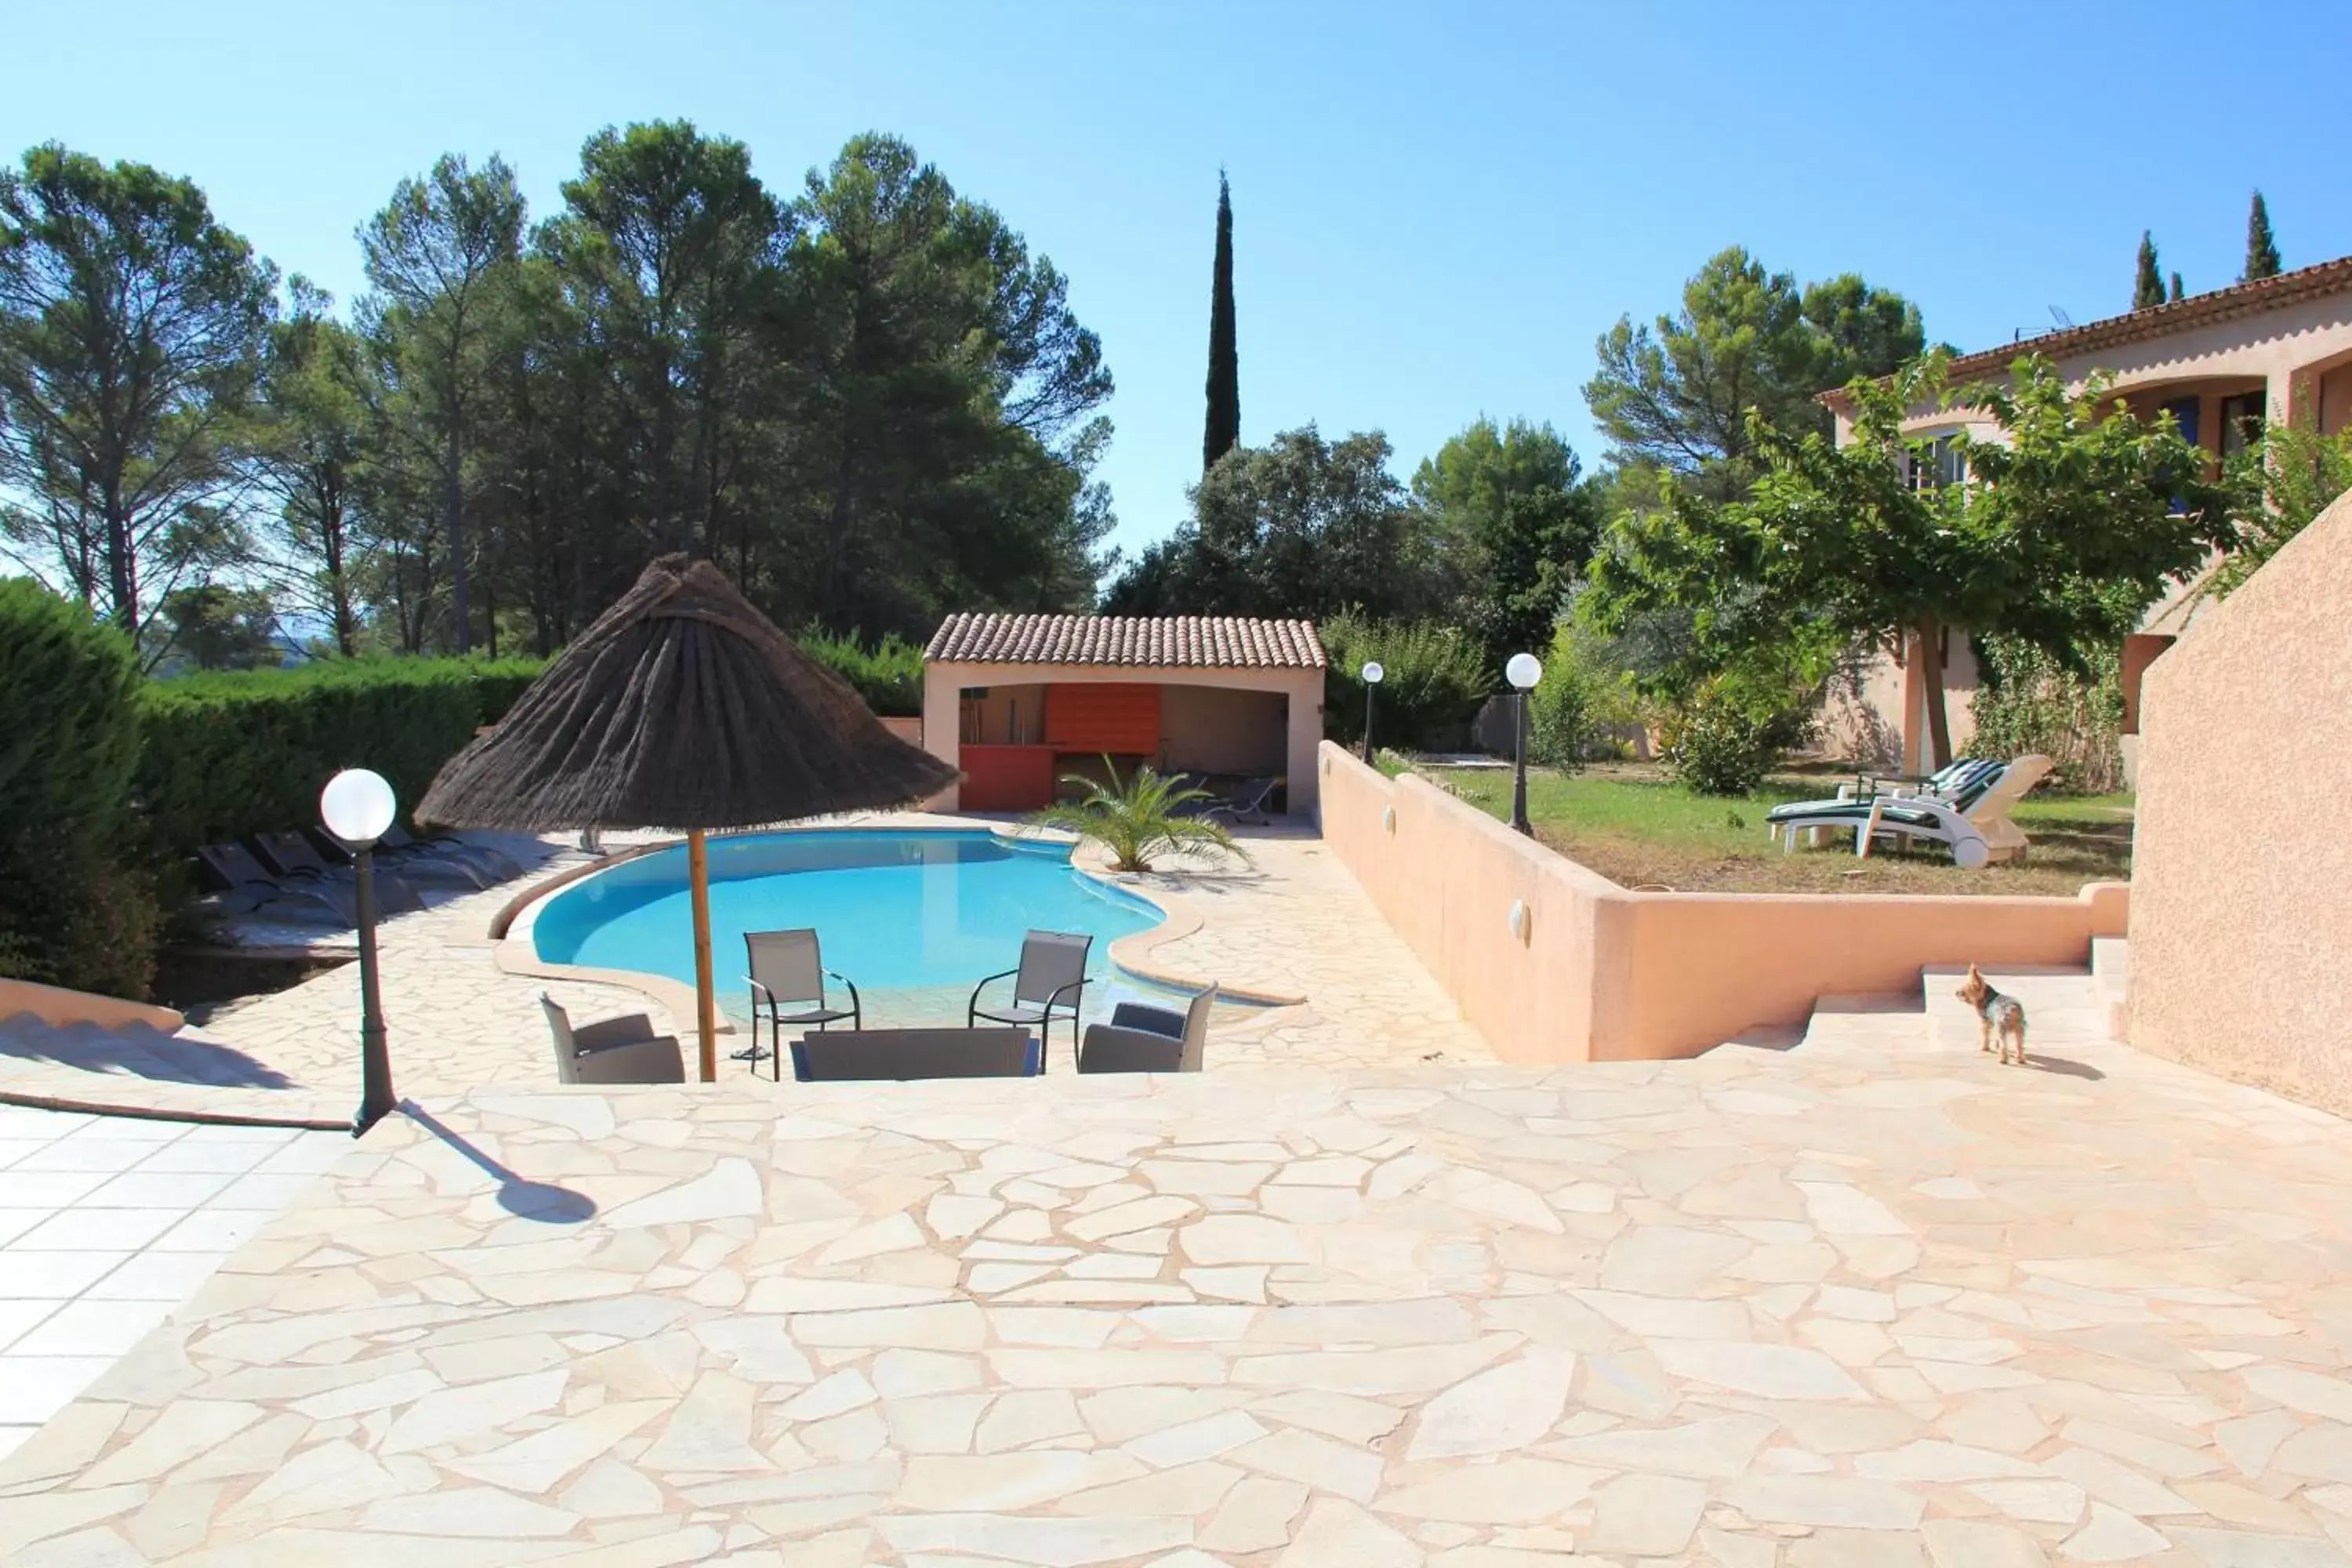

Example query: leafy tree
[1584,247,1923,501]
[2169,271,2184,303]
[358,153,525,653]
[0,144,275,644]
[545,121,782,556]
[2209,422,2352,597]
[1410,417,1599,667]
[1587,354,2225,769]
[2133,231,2165,310]
[781,134,1113,636]
[252,278,377,654]
[151,581,281,670]
[1799,274,1929,387]
[2242,191,2282,281]
[1104,426,1440,620]
[1203,171,1239,472]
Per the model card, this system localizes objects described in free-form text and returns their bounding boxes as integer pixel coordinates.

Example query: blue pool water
[532,829,1164,1020]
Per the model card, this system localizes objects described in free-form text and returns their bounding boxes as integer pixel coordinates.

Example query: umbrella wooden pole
[688,829,717,1083]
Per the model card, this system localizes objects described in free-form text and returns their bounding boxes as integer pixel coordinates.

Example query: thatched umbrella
[419,555,959,1081]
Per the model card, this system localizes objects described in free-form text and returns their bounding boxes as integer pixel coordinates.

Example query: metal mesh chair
[968,929,1092,1071]
[742,929,862,1080]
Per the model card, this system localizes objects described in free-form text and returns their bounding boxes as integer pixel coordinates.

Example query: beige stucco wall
[2129,485,2352,1112]
[923,661,1325,815]
[1317,742,2126,1062]
[1160,685,1288,775]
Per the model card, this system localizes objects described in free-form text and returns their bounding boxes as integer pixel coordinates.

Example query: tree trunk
[444,427,470,654]
[321,501,356,657]
[103,477,137,634]
[1914,616,1953,771]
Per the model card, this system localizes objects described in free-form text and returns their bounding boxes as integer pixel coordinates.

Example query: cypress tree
[1203,171,1240,473]
[2132,231,2165,310]
[2169,271,2184,303]
[2243,191,2282,281]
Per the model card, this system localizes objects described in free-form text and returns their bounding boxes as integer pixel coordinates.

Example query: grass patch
[1420,760,2131,896]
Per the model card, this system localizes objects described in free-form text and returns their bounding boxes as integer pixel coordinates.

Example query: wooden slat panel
[1045,684,1162,754]
[960,746,1057,811]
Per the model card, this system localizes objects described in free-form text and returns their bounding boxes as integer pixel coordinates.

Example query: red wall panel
[1045,684,1162,755]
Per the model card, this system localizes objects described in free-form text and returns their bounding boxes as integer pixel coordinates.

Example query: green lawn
[1417,760,2132,895]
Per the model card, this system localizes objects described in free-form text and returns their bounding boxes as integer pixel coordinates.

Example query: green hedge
[135,657,546,865]
[0,579,159,996]
[799,630,924,717]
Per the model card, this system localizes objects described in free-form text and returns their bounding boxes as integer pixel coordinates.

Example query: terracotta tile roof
[1824,251,2352,408]
[924,613,1327,670]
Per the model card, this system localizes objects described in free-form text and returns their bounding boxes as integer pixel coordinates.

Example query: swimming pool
[530,829,1167,1025]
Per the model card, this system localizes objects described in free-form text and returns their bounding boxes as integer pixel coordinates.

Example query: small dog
[1955,964,2027,1066]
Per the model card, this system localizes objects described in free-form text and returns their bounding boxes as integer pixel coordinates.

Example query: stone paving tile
[5,979,2352,1564]
[0,1105,344,1462]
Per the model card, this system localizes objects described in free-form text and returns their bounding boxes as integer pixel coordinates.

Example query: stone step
[2092,935,2132,1040]
[1794,991,1930,1054]
[1918,962,2110,1052]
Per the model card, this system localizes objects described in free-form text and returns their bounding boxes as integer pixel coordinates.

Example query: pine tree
[2169,271,2184,303]
[2242,191,2282,281]
[1203,171,1240,473]
[2132,231,2165,310]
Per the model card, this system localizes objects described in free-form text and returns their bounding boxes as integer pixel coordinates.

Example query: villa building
[1818,252,2352,775]
[918,612,1327,814]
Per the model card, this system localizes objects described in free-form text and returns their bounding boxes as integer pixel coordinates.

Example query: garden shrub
[135,656,546,867]
[1527,619,1653,768]
[0,579,160,997]
[1969,634,2125,794]
[797,630,924,717]
[1656,674,1814,796]
[1322,614,1492,752]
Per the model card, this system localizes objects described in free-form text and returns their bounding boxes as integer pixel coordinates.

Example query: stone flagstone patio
[9,969,2352,1565]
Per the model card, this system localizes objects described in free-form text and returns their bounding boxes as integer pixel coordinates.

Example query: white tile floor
[0,1104,347,1459]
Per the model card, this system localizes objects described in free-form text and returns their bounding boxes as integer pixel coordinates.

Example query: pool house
[918,612,1328,815]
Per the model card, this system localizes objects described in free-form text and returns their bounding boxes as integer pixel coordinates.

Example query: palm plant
[1028,760,1249,873]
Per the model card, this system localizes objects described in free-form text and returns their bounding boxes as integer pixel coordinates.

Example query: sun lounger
[306,826,492,890]
[1173,775,1280,826]
[383,823,523,880]
[1765,754,2053,869]
[252,829,426,913]
[541,993,684,1084]
[789,1027,1042,1082]
[969,930,1091,1070]
[1078,987,1215,1073]
[196,841,357,925]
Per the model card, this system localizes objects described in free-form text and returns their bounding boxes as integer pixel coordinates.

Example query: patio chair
[1765,754,2053,869]
[789,1027,1041,1082]
[969,929,1092,1070]
[742,928,862,1080]
[195,841,357,925]
[540,993,685,1084]
[1079,986,1215,1073]
[252,829,426,914]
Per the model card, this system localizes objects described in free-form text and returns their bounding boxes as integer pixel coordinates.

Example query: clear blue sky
[9,1,2350,566]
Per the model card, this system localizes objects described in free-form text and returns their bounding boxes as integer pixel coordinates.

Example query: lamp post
[321,768,398,1135]
[1504,652,1543,836]
[1359,660,1385,764]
